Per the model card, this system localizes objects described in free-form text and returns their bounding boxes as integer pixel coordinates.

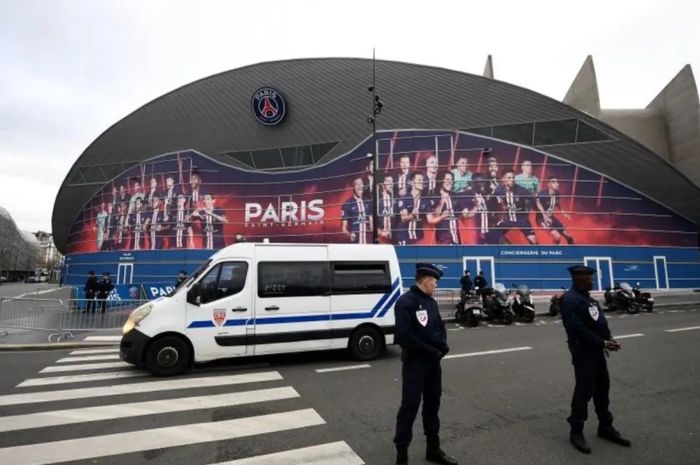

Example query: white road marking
[0,409,325,465]
[56,354,120,363]
[15,288,61,298]
[0,371,283,406]
[217,441,364,465]
[447,327,463,332]
[444,346,532,360]
[315,364,370,373]
[83,335,121,342]
[17,371,148,387]
[40,361,132,373]
[665,325,700,333]
[69,348,120,355]
[0,387,299,433]
[614,333,645,339]
[668,309,684,313]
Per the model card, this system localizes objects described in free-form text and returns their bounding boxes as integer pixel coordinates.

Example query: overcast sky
[1,0,698,234]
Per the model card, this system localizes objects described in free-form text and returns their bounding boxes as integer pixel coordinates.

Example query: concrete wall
[648,65,700,186]
[599,109,671,161]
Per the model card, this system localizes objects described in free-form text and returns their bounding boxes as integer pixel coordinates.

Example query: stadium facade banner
[65,130,698,254]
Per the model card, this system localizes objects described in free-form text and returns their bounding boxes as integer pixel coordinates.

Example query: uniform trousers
[394,355,442,448]
[568,351,613,432]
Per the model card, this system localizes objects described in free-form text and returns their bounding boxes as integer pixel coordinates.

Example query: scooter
[455,289,483,327]
[481,283,515,325]
[632,282,654,312]
[511,284,536,322]
[549,287,567,316]
[604,282,640,314]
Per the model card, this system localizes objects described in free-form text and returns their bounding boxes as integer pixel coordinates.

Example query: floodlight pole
[368,48,382,244]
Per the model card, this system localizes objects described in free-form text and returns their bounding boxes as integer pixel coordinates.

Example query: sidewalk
[439,289,700,320]
[0,329,122,351]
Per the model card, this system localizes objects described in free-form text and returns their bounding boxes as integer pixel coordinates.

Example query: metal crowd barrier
[432,289,461,315]
[0,297,148,342]
[400,288,462,318]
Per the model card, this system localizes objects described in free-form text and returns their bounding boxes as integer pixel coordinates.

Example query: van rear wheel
[349,326,383,361]
[145,335,191,377]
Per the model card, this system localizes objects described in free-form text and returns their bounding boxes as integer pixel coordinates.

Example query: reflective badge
[213,308,226,326]
[416,307,429,327]
[588,304,599,321]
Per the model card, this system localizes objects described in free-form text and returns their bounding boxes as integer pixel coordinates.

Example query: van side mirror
[187,284,202,306]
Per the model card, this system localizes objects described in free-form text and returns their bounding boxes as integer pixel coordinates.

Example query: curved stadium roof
[52,58,700,253]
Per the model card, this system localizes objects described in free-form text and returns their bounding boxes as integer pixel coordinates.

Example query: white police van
[120,243,401,376]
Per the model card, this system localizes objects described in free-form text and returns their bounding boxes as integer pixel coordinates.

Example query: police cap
[567,265,596,276]
[416,263,443,280]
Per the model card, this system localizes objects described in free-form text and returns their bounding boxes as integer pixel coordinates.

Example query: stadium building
[52,57,700,296]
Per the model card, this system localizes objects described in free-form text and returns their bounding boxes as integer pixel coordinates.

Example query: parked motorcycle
[481,283,515,325]
[604,282,640,314]
[455,290,483,327]
[511,284,536,322]
[549,287,567,316]
[632,282,654,312]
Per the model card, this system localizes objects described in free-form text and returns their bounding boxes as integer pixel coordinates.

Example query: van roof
[210,242,396,260]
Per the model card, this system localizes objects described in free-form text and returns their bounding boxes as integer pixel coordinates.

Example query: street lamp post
[367,48,383,244]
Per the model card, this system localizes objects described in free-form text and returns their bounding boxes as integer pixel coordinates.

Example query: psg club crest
[213,308,227,326]
[251,87,286,126]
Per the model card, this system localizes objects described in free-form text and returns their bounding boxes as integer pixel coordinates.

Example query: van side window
[198,262,248,304]
[258,262,329,298]
[331,262,392,294]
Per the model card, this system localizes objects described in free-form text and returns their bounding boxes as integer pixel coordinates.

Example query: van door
[185,261,252,359]
[253,246,331,355]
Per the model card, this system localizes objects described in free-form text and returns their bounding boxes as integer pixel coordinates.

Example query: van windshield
[169,259,212,296]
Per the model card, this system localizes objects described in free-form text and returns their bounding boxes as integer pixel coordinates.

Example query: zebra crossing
[0,349,365,465]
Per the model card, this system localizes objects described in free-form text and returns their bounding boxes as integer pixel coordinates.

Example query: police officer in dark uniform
[459,270,472,294]
[97,272,114,314]
[84,271,99,313]
[560,265,631,454]
[393,263,458,465]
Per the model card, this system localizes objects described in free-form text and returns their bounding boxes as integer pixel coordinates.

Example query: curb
[0,341,119,352]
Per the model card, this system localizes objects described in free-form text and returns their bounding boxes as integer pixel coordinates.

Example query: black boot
[570,432,591,454]
[426,448,458,465]
[598,425,631,447]
[395,446,408,465]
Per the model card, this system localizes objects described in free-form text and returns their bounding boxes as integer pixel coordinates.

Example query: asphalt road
[0,307,698,465]
[0,282,66,300]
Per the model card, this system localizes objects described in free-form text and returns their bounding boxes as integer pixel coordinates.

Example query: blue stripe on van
[188,320,216,328]
[186,278,401,329]
[376,288,401,318]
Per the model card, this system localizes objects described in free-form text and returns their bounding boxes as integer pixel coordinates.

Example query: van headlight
[122,303,153,335]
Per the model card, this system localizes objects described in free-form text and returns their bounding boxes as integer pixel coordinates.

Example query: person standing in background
[84,271,99,314]
[98,272,114,313]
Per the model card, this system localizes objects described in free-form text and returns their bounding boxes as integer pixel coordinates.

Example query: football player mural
[66,130,697,253]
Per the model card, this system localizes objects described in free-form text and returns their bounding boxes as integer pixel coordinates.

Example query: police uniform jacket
[395,285,447,360]
[84,276,99,297]
[560,288,611,354]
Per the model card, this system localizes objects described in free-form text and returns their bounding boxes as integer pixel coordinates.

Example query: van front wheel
[349,326,383,361]
[145,335,191,377]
